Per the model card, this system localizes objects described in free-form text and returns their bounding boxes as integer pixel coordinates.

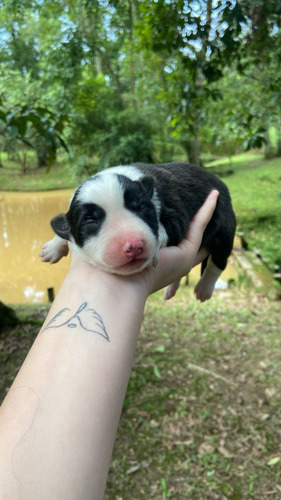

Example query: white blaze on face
[71,172,159,274]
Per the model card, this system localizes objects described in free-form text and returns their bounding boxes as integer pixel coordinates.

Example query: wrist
[61,256,148,310]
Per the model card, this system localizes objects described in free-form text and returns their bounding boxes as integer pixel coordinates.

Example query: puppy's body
[40,163,236,301]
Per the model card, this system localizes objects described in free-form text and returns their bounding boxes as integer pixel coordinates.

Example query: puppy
[40,163,236,302]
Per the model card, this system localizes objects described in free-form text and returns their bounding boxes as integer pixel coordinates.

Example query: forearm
[0,190,219,499]
[0,264,147,500]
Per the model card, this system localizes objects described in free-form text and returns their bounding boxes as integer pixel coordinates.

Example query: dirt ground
[1,285,281,499]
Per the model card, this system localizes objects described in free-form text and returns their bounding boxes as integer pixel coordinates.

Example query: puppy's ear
[139,176,155,199]
[51,214,71,240]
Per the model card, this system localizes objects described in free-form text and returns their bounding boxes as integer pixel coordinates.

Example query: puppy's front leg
[40,235,69,264]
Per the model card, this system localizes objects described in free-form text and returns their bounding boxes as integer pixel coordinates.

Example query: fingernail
[210,189,220,200]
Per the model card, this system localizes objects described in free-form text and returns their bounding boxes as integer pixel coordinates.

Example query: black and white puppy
[40,163,236,302]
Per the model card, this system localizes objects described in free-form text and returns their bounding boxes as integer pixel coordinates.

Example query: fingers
[192,247,210,267]
[194,189,219,226]
[181,190,219,252]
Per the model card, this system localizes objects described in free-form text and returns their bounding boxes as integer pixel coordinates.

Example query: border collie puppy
[40,163,236,302]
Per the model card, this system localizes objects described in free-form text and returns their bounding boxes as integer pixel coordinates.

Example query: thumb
[182,190,220,252]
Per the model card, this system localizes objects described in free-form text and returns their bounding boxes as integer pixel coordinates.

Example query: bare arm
[0,190,219,500]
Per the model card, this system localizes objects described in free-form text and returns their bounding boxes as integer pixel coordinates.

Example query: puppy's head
[51,172,160,274]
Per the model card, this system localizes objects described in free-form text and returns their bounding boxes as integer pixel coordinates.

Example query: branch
[187,362,238,387]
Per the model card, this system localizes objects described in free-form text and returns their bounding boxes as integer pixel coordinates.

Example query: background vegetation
[1,0,281,170]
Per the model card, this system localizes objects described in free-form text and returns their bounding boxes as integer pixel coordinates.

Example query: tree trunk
[276,118,281,157]
[264,129,274,159]
[128,0,137,109]
[34,136,49,168]
[181,137,200,165]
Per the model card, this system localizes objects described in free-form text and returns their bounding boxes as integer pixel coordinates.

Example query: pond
[0,190,73,304]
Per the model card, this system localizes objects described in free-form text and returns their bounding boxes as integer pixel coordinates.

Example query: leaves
[153,365,162,379]
[1,0,281,168]
[0,104,69,168]
[267,457,281,466]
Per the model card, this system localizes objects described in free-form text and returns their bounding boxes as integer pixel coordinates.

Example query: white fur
[90,166,163,223]
[100,165,143,180]
[158,222,168,247]
[194,257,222,302]
[69,206,159,274]
[41,169,161,274]
[39,235,69,263]
[77,173,126,212]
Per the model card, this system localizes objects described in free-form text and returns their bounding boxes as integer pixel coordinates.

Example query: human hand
[138,189,219,297]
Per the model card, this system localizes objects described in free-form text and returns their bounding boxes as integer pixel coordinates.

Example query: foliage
[136,0,281,161]
[69,70,154,173]
[0,102,69,170]
[1,0,281,168]
[96,109,153,169]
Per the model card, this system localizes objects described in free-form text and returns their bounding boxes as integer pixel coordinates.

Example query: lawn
[207,153,281,272]
[0,151,77,191]
[106,286,281,499]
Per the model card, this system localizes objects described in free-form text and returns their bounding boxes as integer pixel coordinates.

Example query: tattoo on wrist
[42,302,110,342]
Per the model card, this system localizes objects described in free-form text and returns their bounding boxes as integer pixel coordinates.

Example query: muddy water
[0,190,73,304]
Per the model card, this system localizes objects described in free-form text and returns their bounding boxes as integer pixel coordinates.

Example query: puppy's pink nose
[123,240,144,258]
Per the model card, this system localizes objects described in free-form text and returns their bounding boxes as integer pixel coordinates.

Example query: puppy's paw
[39,237,69,264]
[194,280,214,302]
[163,281,180,301]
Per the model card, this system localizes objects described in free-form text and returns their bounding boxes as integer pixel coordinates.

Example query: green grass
[214,155,281,271]
[105,286,281,499]
[206,151,264,168]
[0,152,77,191]
[204,151,281,271]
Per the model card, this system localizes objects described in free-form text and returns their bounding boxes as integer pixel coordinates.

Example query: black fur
[117,174,159,240]
[51,196,106,247]
[135,163,236,271]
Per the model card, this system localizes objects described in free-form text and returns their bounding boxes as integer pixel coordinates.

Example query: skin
[0,190,219,500]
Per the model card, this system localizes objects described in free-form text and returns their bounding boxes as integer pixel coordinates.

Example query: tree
[0,0,157,170]
[1,0,281,169]
[135,0,229,164]
[136,0,281,162]
[0,102,69,171]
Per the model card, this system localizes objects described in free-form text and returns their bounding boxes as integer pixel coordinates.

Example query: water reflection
[0,190,73,304]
